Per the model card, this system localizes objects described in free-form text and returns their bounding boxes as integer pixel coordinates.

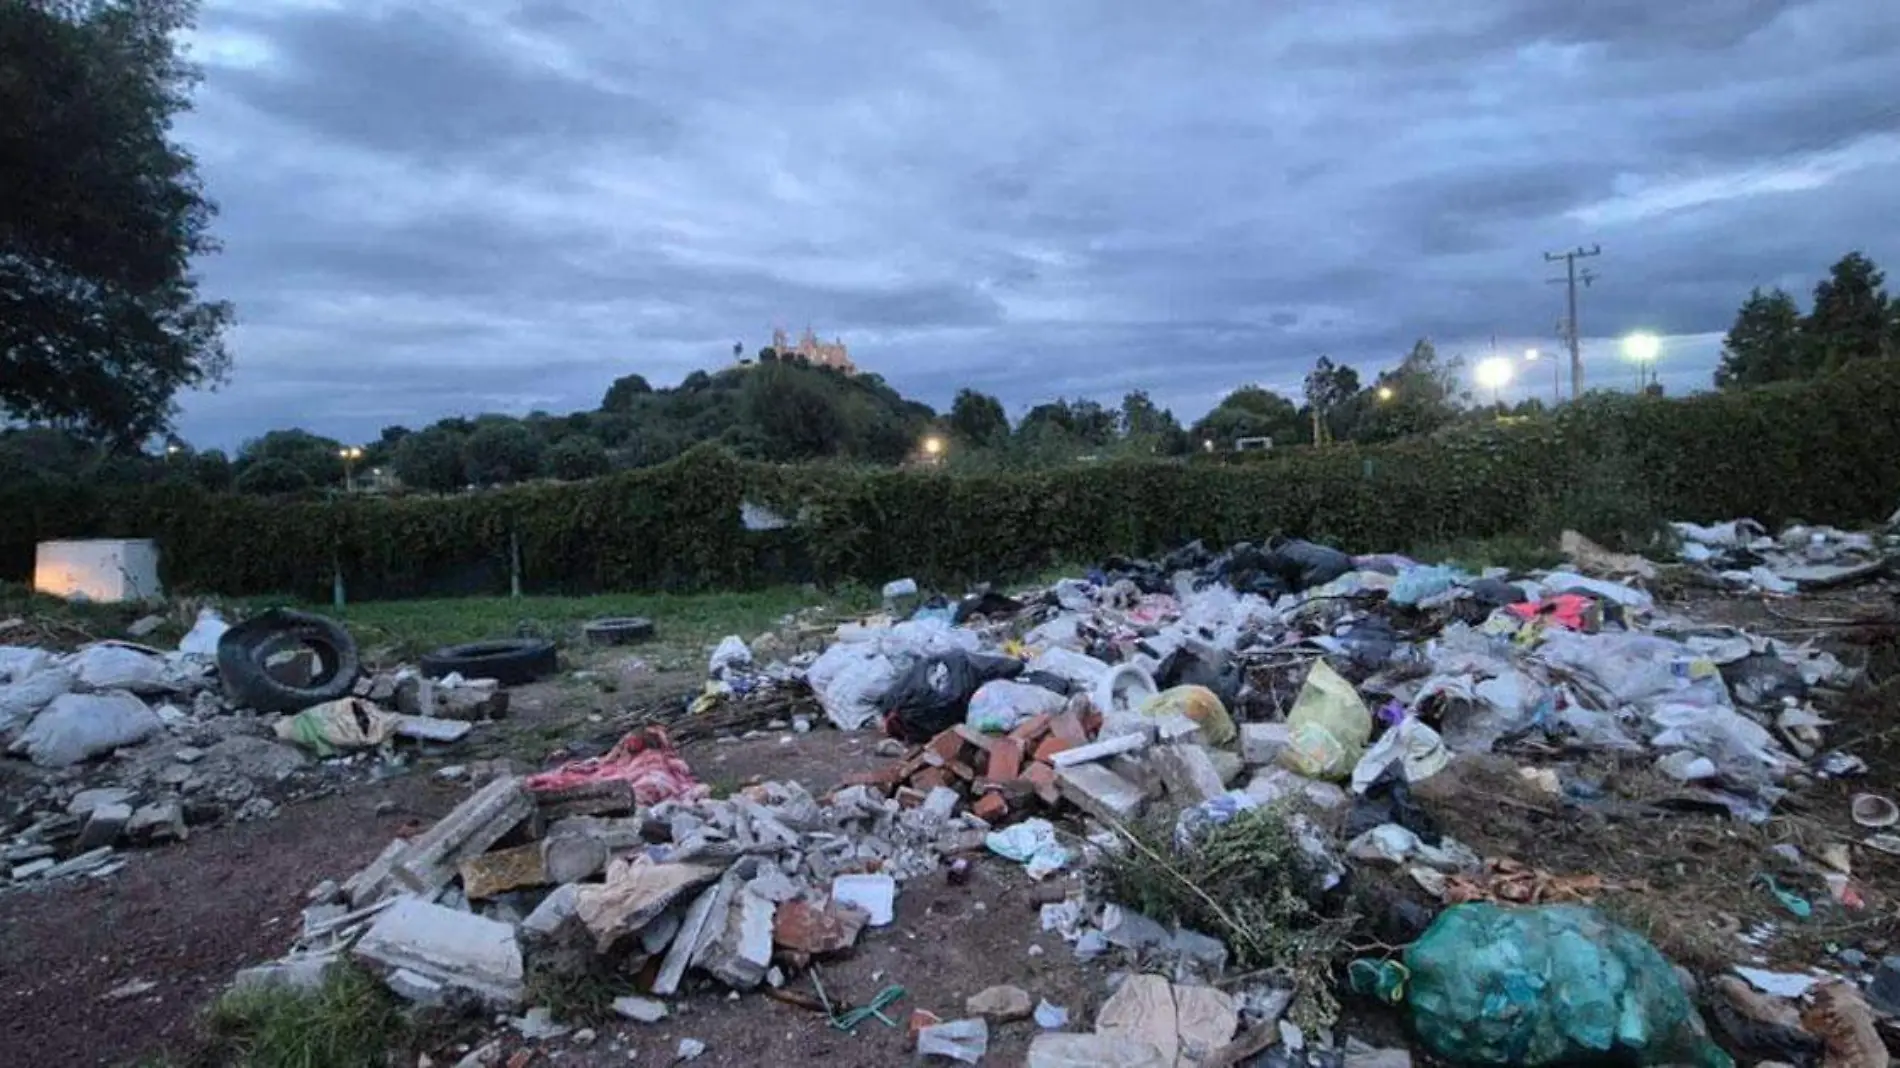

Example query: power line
[1544,245,1601,398]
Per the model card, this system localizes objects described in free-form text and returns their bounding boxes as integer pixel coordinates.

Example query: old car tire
[216,608,361,713]
[581,617,656,646]
[419,639,558,686]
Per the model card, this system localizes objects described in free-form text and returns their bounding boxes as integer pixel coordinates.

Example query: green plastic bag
[1405,904,1732,1068]
[1278,659,1370,779]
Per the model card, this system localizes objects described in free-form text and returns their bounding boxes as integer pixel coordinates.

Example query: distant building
[771,326,857,374]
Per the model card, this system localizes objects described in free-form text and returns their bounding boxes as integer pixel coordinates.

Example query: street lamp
[1376,386,1394,402]
[339,446,364,491]
[1475,356,1513,407]
[921,436,944,462]
[1623,332,1661,390]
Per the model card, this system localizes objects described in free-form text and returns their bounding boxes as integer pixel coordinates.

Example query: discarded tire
[420,639,558,686]
[581,617,656,646]
[217,609,361,713]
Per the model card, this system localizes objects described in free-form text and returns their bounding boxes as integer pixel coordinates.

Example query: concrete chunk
[1240,723,1292,767]
[654,878,730,996]
[68,787,138,817]
[546,815,647,852]
[700,888,774,989]
[390,715,474,744]
[344,839,412,909]
[613,995,669,1023]
[574,859,719,953]
[1056,763,1146,824]
[354,897,524,1008]
[76,802,132,852]
[126,802,186,845]
[391,777,532,897]
[543,834,609,885]
[1150,744,1226,804]
[459,842,549,900]
[231,955,338,996]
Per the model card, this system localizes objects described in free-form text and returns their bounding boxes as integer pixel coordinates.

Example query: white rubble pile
[1671,516,1894,593]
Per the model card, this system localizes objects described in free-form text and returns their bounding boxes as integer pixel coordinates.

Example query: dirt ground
[0,773,458,1067]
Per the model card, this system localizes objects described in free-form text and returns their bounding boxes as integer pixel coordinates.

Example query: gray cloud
[169,0,1900,447]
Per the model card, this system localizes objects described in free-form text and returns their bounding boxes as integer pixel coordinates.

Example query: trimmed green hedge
[5,360,1899,601]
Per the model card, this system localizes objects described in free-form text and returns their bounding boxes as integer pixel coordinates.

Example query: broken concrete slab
[353,896,524,1008]
[68,787,138,817]
[546,815,647,852]
[384,968,448,1006]
[573,858,720,953]
[700,887,774,989]
[75,802,132,852]
[230,954,338,996]
[391,777,532,897]
[126,802,186,845]
[344,839,411,909]
[1056,763,1146,824]
[1150,744,1226,804]
[1027,1033,1170,1068]
[543,834,610,885]
[655,877,731,996]
[390,715,474,745]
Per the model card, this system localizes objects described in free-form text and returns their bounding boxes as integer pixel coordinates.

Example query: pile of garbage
[1,609,509,889]
[1672,517,1894,593]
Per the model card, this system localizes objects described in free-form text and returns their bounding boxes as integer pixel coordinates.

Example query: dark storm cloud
[170,0,1900,447]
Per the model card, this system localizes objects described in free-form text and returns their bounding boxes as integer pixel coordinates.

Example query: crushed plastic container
[1136,684,1236,746]
[1406,903,1732,1067]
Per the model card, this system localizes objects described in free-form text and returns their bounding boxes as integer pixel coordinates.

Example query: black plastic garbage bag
[1018,670,1074,696]
[880,650,1024,742]
[1154,646,1242,709]
[1263,537,1355,591]
[1206,542,1289,598]
[953,589,1025,624]
[1344,762,1442,845]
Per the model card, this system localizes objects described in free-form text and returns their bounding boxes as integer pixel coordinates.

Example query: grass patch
[523,961,628,1026]
[1408,533,1565,573]
[1093,805,1356,1032]
[201,965,405,1068]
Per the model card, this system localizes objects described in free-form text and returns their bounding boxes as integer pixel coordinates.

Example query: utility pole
[1544,245,1600,399]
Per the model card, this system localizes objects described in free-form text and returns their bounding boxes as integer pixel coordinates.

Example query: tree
[948,388,1009,447]
[0,0,233,446]
[1355,339,1460,443]
[1301,357,1361,443]
[543,435,610,481]
[741,363,846,460]
[189,447,232,491]
[600,373,653,412]
[1191,385,1302,448]
[392,427,467,492]
[238,429,344,487]
[463,422,543,485]
[1804,252,1892,371]
[234,458,312,496]
[1715,287,1803,389]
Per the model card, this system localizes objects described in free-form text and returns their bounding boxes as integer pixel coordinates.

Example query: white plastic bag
[1350,719,1449,793]
[0,646,51,683]
[10,690,161,767]
[0,667,74,736]
[1028,647,1113,689]
[708,635,752,676]
[966,680,1066,734]
[805,643,899,731]
[178,608,229,656]
[69,643,169,693]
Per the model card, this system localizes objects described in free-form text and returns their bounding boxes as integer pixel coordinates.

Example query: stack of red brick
[839,703,1102,824]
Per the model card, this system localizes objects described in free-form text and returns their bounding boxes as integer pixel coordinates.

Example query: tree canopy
[1712,252,1900,389]
[0,0,232,447]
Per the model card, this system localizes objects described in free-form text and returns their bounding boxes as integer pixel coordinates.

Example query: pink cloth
[524,727,708,806]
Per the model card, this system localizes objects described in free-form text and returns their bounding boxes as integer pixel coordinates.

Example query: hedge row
[5,360,1899,601]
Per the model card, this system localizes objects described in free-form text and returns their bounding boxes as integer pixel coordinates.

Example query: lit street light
[338,446,364,491]
[1475,356,1514,407]
[921,436,945,462]
[1623,332,1661,390]
[1376,386,1394,402]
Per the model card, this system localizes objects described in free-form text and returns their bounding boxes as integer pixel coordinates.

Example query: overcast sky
[170,0,1900,449]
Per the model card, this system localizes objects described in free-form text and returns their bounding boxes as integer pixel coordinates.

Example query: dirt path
[0,773,457,1067]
